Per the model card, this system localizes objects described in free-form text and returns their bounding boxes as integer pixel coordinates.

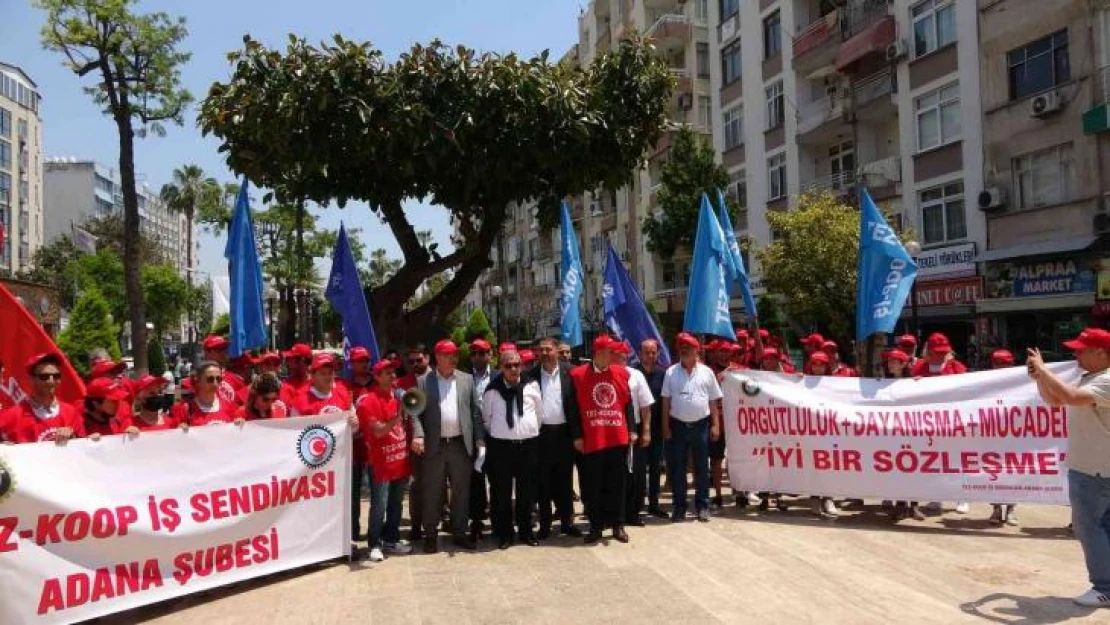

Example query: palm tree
[160,164,218,353]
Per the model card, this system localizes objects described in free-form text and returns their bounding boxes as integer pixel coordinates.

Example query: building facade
[43,159,192,277]
[0,62,45,275]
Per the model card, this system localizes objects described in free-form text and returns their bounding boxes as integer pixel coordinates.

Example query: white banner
[723,364,1078,505]
[0,414,352,624]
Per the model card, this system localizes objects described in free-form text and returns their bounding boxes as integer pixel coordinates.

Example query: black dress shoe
[613,527,630,543]
[561,525,583,537]
[498,538,512,550]
[648,506,669,519]
[671,510,687,523]
[584,530,603,544]
[411,527,423,541]
[521,535,540,547]
[537,527,552,540]
[626,517,646,527]
[423,538,438,554]
[452,536,477,550]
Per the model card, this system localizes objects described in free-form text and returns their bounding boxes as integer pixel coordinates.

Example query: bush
[58,288,120,377]
[147,337,167,375]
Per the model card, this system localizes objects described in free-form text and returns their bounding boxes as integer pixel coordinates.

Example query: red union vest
[569,364,631,453]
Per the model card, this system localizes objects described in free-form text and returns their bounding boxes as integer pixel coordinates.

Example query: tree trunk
[185,205,194,350]
[116,114,148,373]
[293,200,306,342]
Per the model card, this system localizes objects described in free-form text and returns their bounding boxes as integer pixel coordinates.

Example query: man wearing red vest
[569,335,637,544]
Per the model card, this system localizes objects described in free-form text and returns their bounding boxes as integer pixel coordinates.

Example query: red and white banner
[723,364,1077,504]
[0,414,352,624]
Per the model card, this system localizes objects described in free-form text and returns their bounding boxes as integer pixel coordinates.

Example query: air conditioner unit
[1030,91,1063,118]
[677,93,693,110]
[1095,212,1110,235]
[885,39,908,63]
[977,187,1007,211]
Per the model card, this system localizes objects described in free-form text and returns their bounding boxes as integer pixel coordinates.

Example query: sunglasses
[502,362,521,369]
[36,373,62,381]
[205,376,224,384]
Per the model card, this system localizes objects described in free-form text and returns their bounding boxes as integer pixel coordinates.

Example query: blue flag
[602,243,672,368]
[223,178,268,357]
[856,187,918,341]
[715,189,758,319]
[683,194,734,338]
[559,199,584,347]
[326,223,381,363]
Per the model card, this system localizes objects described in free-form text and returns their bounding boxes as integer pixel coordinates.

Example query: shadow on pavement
[960,593,1094,624]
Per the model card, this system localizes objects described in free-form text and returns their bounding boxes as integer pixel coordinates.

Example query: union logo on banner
[592,382,618,408]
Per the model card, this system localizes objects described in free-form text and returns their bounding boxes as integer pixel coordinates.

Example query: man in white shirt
[528,337,582,539]
[1028,328,1110,609]
[481,350,542,549]
[612,340,655,526]
[661,333,723,523]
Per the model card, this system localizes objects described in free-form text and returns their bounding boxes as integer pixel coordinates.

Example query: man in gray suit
[412,339,486,553]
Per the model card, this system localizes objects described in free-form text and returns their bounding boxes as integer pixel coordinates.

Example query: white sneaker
[368,547,384,562]
[385,541,413,555]
[821,498,840,518]
[1074,588,1110,607]
[955,501,970,514]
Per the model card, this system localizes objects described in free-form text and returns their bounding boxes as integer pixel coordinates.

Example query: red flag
[0,283,85,406]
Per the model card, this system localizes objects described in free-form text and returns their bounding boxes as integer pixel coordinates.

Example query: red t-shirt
[0,407,20,443]
[219,371,246,406]
[130,411,180,432]
[356,388,412,482]
[280,375,311,407]
[569,364,631,454]
[4,400,85,443]
[910,359,968,377]
[290,385,351,417]
[170,397,238,426]
[833,365,859,378]
[84,413,128,437]
[232,400,289,421]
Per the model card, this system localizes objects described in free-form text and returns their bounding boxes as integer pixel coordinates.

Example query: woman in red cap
[82,378,132,438]
[130,374,181,432]
[988,349,1019,526]
[807,351,831,376]
[912,333,970,514]
[170,362,238,426]
[235,373,289,421]
[2,352,85,443]
[880,349,924,522]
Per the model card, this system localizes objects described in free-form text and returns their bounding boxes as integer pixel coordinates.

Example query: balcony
[836,12,895,72]
[801,170,856,197]
[792,10,840,73]
[796,93,847,142]
[853,68,892,108]
[671,68,692,96]
[645,13,691,54]
[857,155,901,199]
[1083,65,1110,134]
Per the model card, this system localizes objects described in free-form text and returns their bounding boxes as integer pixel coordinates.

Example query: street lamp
[905,240,922,341]
[490,285,503,342]
[264,284,278,349]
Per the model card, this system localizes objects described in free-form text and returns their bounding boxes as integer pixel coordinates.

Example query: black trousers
[470,469,488,524]
[536,424,575,531]
[486,437,539,540]
[625,444,647,523]
[582,446,628,531]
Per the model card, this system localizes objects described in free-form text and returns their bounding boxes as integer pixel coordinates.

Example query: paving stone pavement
[102,498,1107,625]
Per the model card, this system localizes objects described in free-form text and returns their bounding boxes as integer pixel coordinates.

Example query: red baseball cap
[1063,327,1110,351]
[89,359,126,379]
[705,339,721,351]
[808,351,831,365]
[758,329,770,339]
[309,352,338,372]
[675,332,700,350]
[498,342,517,354]
[595,335,622,353]
[135,374,170,394]
[760,348,779,361]
[926,333,952,353]
[520,349,537,362]
[372,359,397,376]
[897,334,918,347]
[202,335,230,352]
[258,351,282,365]
[26,351,63,376]
[610,342,632,355]
[283,343,313,359]
[348,347,371,363]
[85,377,129,401]
[434,340,459,355]
[735,329,749,341]
[821,340,838,352]
[230,353,256,367]
[470,339,492,352]
[882,349,910,363]
[991,349,1015,365]
[803,333,825,346]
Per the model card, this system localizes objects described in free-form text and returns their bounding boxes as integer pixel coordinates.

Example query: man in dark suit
[411,340,485,553]
[527,337,582,539]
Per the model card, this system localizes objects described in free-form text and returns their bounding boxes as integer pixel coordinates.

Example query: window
[16,119,26,140]
[829,141,855,189]
[763,11,782,59]
[0,140,9,170]
[1008,30,1070,100]
[723,105,743,150]
[729,170,747,212]
[768,153,786,200]
[695,0,708,22]
[697,96,712,128]
[765,81,784,130]
[696,43,710,78]
[915,82,960,151]
[919,181,966,245]
[721,41,742,85]
[0,172,9,205]
[911,0,955,58]
[1013,143,1074,209]
[720,0,739,21]
[0,108,9,138]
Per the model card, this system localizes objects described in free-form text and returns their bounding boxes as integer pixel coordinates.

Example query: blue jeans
[669,417,710,513]
[369,469,408,548]
[1069,470,1110,594]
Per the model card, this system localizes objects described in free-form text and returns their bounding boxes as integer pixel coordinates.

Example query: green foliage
[463,308,495,344]
[367,248,402,288]
[143,264,191,334]
[58,288,120,376]
[18,237,81,309]
[211,313,230,337]
[147,337,167,375]
[756,296,785,334]
[643,127,732,257]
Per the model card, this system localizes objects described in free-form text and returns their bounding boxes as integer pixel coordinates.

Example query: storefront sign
[914,276,983,307]
[985,257,1096,298]
[914,242,976,280]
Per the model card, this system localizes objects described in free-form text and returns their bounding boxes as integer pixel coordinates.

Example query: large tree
[200,35,672,345]
[643,126,732,257]
[40,0,193,372]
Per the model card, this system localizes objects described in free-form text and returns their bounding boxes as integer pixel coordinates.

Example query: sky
[0,0,584,278]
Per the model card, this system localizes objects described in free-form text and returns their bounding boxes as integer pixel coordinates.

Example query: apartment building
[0,62,45,275]
[707,0,985,354]
[975,0,1110,356]
[43,159,193,278]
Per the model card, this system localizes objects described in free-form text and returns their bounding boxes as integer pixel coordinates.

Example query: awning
[975,236,1098,263]
[976,293,1095,314]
